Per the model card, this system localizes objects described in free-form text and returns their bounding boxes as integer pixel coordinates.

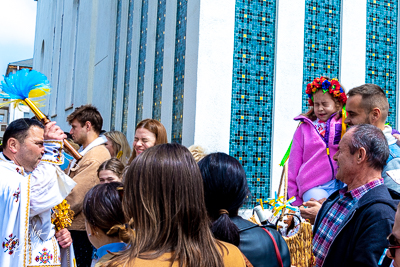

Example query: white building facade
[33,0,399,206]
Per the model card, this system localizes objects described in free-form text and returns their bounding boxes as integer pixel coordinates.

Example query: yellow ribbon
[257,198,264,210]
[341,105,347,138]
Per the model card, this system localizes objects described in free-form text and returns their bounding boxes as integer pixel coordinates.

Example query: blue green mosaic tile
[171,0,187,144]
[366,0,398,128]
[302,0,341,113]
[122,0,135,134]
[152,0,166,121]
[229,0,277,207]
[135,0,149,126]
[110,0,122,130]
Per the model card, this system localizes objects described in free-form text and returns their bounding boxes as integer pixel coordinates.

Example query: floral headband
[306,77,347,106]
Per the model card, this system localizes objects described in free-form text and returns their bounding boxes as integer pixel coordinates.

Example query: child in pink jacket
[288,77,347,206]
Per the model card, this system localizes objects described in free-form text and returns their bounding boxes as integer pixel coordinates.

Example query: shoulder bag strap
[241,252,254,267]
[262,228,284,267]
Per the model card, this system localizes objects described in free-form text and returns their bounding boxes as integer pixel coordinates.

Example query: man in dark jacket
[301,84,400,223]
[313,124,400,267]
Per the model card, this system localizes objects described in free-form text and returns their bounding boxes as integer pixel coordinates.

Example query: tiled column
[229,0,278,206]
[365,0,398,128]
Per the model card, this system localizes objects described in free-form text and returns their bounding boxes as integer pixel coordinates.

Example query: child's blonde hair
[188,145,207,163]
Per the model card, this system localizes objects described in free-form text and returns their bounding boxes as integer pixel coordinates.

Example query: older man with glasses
[312,124,400,267]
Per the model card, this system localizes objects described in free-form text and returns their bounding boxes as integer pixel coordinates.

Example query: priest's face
[15,126,45,172]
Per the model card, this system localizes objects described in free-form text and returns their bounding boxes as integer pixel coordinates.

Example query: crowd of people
[1,80,400,267]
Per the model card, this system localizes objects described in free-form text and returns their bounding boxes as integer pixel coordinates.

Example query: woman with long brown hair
[128,119,168,164]
[106,144,245,267]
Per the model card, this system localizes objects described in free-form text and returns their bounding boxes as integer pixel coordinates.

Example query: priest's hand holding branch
[44,121,67,141]
[55,228,72,248]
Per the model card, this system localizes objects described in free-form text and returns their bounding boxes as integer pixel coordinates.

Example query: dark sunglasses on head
[387,233,400,257]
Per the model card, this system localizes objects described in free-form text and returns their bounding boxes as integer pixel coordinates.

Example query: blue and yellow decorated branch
[266,193,297,216]
[0,69,82,160]
[0,69,50,111]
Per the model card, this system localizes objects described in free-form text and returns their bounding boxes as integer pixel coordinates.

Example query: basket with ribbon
[280,212,314,267]
[276,161,314,267]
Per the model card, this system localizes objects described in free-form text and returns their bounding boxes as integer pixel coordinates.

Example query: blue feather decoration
[0,69,51,100]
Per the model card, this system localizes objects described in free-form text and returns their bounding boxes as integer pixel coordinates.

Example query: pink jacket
[288,114,342,206]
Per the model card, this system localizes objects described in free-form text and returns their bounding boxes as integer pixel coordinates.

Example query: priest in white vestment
[0,119,76,267]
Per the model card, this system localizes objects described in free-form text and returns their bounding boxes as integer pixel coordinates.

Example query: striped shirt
[312,178,384,267]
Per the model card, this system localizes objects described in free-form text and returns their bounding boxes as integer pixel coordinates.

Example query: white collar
[78,135,108,156]
[67,135,107,174]
[0,152,26,175]
[383,125,397,145]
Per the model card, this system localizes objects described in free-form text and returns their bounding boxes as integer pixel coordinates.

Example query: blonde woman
[104,131,132,165]
[188,145,207,162]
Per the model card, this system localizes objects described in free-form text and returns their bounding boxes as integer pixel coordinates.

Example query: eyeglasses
[387,233,400,257]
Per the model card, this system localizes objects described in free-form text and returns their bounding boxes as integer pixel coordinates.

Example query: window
[24,112,30,118]
[1,125,6,131]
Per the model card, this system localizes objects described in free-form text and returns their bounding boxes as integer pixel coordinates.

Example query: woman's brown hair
[83,182,132,242]
[128,119,168,164]
[97,158,125,179]
[107,144,225,267]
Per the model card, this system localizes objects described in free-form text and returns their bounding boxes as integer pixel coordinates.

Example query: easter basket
[277,161,315,267]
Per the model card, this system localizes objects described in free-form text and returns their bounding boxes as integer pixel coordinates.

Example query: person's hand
[55,228,72,248]
[299,198,325,225]
[44,121,67,141]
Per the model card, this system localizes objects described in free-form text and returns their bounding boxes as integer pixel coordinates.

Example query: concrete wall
[33,0,187,145]
[33,0,117,135]
[271,0,306,196]
[186,0,236,153]
[340,0,367,90]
